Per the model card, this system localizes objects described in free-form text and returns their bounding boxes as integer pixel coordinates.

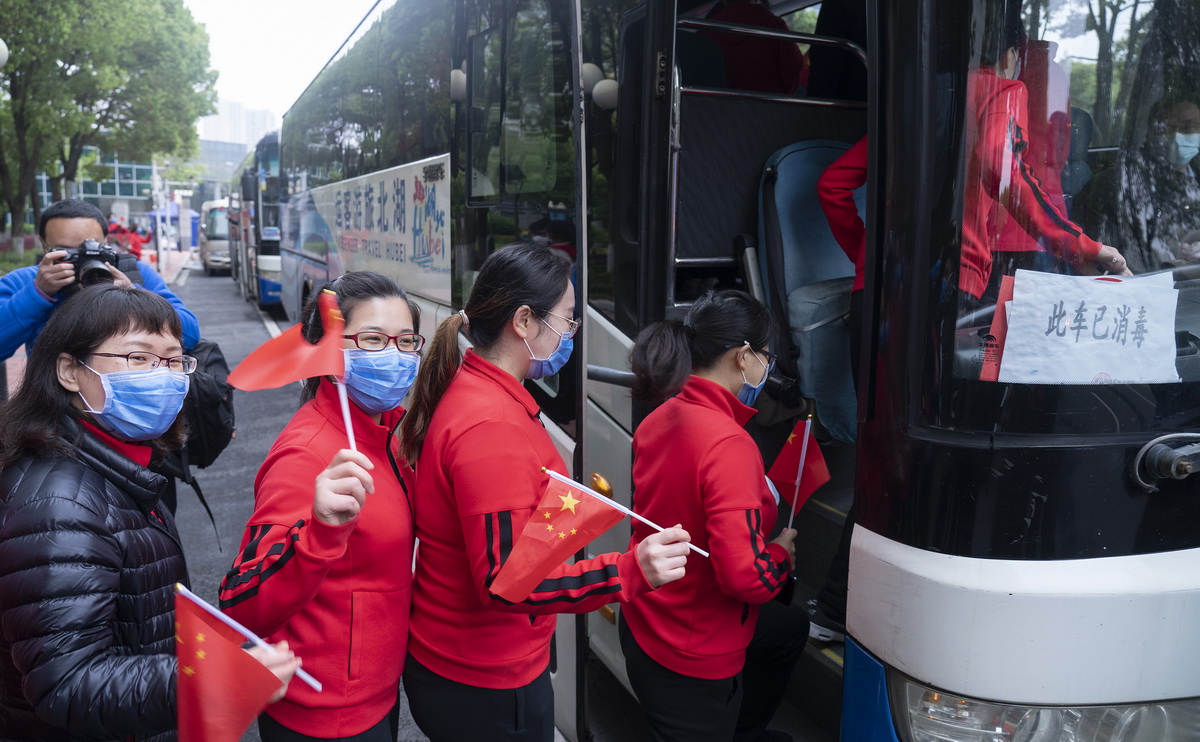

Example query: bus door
[604,1,869,731]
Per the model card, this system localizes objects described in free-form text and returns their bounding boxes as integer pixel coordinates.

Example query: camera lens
[78,259,115,287]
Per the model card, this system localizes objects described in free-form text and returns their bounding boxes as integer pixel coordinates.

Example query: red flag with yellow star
[176,590,282,742]
[489,475,626,603]
[767,419,831,511]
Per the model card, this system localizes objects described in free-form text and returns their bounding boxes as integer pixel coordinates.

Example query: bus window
[466,0,567,206]
[467,24,504,203]
[939,0,1199,435]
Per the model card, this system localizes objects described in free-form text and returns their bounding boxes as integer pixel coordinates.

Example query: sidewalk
[1,250,193,397]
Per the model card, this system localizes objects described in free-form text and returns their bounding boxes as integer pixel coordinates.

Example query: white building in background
[198,99,277,148]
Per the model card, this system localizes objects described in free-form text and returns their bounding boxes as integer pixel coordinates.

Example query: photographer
[0,200,200,364]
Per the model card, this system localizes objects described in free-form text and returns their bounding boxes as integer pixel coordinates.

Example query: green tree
[1084,0,1152,140]
[0,0,216,243]
[0,0,78,242]
[1069,60,1098,117]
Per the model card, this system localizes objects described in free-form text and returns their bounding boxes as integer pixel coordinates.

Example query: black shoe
[757,731,793,742]
[805,598,846,643]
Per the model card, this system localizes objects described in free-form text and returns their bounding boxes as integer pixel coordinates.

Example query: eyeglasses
[750,347,778,372]
[343,332,426,353]
[90,351,198,374]
[725,342,777,373]
[542,310,581,339]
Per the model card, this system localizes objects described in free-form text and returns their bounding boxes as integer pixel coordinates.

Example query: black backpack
[183,338,236,468]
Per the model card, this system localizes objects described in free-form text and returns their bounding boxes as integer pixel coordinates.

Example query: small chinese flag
[489,476,626,603]
[767,420,831,511]
[176,590,282,742]
[228,290,345,391]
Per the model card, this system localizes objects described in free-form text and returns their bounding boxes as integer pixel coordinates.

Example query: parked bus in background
[276,1,1200,740]
[198,198,231,276]
[229,131,282,308]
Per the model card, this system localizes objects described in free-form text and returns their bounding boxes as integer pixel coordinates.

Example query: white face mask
[1170,131,1200,170]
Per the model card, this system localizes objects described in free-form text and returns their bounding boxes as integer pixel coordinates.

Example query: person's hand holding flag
[313,448,376,526]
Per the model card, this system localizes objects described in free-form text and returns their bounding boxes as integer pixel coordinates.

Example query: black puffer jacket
[0,417,188,741]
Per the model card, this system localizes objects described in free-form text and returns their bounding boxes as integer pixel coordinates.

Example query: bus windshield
[933,0,1200,437]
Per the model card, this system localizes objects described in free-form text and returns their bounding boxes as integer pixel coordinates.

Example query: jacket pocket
[349,587,412,680]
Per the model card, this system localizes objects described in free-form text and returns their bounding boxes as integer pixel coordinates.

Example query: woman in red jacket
[397,242,691,742]
[621,289,798,742]
[960,14,1129,307]
[220,271,422,742]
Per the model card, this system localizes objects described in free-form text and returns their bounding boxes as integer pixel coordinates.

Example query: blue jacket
[0,262,200,361]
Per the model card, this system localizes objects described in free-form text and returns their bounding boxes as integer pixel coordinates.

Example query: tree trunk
[48,174,64,203]
[30,190,43,238]
[60,134,87,196]
[7,193,28,250]
[1094,37,1115,139]
[5,66,48,253]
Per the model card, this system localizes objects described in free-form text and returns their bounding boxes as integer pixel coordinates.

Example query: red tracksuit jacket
[961,68,1101,298]
[621,376,791,680]
[220,379,414,737]
[818,136,869,293]
[407,350,652,689]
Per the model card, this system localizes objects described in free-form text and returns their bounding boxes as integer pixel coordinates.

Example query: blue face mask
[1170,132,1200,170]
[341,347,420,415]
[524,320,574,381]
[735,347,771,407]
[79,364,190,442]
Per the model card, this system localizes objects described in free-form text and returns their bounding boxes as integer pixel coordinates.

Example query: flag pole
[541,468,710,557]
[786,415,813,531]
[175,584,323,692]
[335,381,358,452]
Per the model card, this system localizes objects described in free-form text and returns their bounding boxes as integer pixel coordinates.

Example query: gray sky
[182,0,380,120]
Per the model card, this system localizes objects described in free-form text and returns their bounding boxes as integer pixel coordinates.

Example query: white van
[198,199,231,276]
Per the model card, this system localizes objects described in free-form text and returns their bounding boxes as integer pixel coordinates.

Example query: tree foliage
[0,0,216,239]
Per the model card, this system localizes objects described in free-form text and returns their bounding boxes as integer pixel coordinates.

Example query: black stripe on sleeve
[219,520,305,608]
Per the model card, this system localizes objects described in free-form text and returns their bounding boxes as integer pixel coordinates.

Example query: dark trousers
[402,653,554,742]
[621,616,741,742]
[621,602,808,742]
[736,599,809,741]
[257,702,400,742]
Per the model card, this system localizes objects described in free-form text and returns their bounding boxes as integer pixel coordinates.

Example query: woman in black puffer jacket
[0,284,295,741]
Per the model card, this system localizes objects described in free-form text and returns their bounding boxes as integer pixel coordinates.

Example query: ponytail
[399,312,466,462]
[630,289,776,404]
[630,321,693,403]
[400,242,572,462]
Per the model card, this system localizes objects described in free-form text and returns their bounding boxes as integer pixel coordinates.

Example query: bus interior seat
[757,140,863,442]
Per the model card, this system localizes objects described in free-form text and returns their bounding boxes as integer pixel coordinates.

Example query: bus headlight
[891,674,1200,741]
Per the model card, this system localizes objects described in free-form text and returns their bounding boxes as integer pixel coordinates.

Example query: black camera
[55,239,122,295]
